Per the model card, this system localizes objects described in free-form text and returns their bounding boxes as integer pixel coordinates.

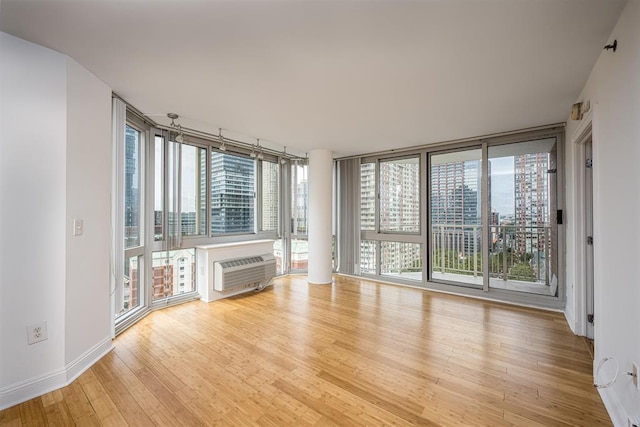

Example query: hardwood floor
[0,276,611,426]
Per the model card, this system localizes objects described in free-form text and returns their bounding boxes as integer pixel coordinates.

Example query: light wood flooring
[0,275,610,426]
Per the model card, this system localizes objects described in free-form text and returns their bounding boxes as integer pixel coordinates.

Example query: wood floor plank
[0,276,612,426]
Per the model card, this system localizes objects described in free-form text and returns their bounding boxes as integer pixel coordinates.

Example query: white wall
[0,32,112,409]
[65,59,112,372]
[565,0,640,423]
[0,31,68,391]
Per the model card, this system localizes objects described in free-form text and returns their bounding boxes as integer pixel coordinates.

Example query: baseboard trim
[564,307,578,335]
[0,337,113,411]
[598,386,627,427]
[65,337,114,384]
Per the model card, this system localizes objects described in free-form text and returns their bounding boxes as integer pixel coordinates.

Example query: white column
[307,149,333,284]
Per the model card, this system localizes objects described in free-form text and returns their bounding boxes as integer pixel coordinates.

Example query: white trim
[0,338,113,411]
[0,368,66,411]
[598,387,628,427]
[111,98,126,336]
[569,105,595,338]
[65,337,113,384]
[571,109,594,143]
[572,135,587,336]
[564,306,577,334]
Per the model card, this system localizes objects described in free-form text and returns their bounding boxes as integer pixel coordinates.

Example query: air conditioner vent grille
[219,256,264,269]
[214,253,276,291]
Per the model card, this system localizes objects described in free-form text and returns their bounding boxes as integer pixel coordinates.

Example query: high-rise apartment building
[513,153,549,254]
[359,160,421,276]
[430,160,482,255]
[210,153,255,233]
[261,162,279,231]
[124,126,140,247]
[360,163,376,230]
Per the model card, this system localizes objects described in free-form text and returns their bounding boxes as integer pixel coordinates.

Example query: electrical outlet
[27,321,48,345]
[633,362,639,390]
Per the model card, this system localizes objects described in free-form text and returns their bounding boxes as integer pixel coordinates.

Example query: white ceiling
[0,0,626,157]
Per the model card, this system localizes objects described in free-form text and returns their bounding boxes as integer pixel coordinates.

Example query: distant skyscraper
[430,160,482,255]
[379,160,420,232]
[360,160,421,275]
[360,163,376,230]
[211,153,255,233]
[124,126,140,247]
[261,162,279,231]
[200,150,207,233]
[514,153,549,254]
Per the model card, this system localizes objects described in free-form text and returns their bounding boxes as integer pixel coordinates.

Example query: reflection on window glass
[124,125,141,248]
[488,139,557,296]
[211,152,255,234]
[379,157,420,232]
[261,161,279,232]
[360,240,376,274]
[181,144,207,236]
[360,163,375,231]
[291,163,308,235]
[152,249,196,300]
[381,242,422,281]
[430,149,483,287]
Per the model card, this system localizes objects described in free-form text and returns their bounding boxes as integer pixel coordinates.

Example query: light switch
[73,219,83,236]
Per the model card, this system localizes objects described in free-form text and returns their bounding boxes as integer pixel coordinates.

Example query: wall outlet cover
[27,321,48,345]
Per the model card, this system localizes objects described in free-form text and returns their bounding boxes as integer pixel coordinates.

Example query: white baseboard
[0,367,67,411]
[0,337,113,411]
[564,307,578,335]
[599,386,627,427]
[65,337,114,384]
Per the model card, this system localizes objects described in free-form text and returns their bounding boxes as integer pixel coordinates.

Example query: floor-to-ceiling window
[359,156,422,283]
[429,148,483,288]
[486,138,558,296]
[119,124,144,319]
[114,103,287,333]
[289,160,309,272]
[352,128,563,307]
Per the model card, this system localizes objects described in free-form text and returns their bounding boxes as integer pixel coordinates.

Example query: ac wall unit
[214,254,277,292]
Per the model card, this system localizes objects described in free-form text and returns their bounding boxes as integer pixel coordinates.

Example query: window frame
[354,127,565,309]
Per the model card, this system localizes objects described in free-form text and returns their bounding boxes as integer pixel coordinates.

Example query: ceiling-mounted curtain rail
[112,92,303,162]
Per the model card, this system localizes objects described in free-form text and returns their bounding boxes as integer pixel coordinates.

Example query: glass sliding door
[487,138,558,296]
[430,149,483,287]
[355,130,562,306]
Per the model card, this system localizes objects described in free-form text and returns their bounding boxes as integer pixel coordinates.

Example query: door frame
[571,107,596,337]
